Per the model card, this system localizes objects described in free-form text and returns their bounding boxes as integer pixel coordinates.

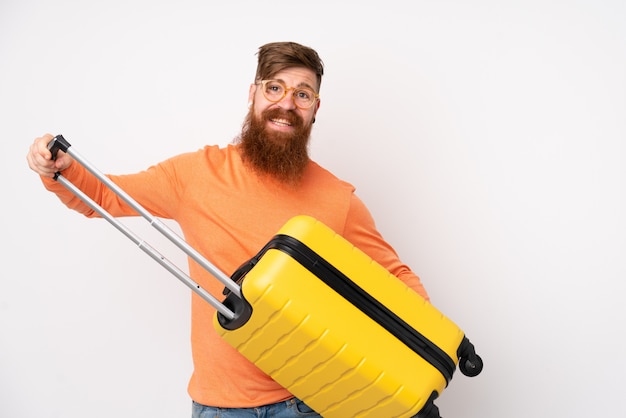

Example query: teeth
[271,118,291,126]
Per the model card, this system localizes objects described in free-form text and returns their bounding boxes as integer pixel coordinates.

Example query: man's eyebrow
[275,78,316,91]
[297,81,317,91]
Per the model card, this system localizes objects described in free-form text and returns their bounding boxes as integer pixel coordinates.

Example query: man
[27,41,429,417]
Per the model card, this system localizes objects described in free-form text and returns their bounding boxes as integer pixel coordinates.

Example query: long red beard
[237,107,312,185]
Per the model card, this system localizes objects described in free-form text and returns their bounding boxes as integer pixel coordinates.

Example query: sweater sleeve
[39,151,200,220]
[341,193,430,301]
[40,160,121,218]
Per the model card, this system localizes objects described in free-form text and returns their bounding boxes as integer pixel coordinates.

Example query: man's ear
[248,83,257,105]
[312,99,321,122]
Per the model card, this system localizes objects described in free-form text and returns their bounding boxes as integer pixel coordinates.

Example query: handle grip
[47,134,71,161]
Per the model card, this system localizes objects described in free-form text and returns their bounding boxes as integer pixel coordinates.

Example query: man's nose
[276,90,297,110]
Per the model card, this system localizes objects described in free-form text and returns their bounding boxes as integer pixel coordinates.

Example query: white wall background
[1,0,624,417]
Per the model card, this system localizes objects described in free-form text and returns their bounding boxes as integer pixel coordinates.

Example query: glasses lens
[263,80,285,102]
[293,88,315,109]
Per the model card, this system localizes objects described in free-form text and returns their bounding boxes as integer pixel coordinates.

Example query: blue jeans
[192,398,321,417]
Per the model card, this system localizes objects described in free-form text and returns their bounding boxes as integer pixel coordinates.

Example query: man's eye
[296,90,312,100]
[267,83,283,93]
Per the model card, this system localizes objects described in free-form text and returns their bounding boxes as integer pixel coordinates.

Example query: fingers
[26,134,54,177]
[26,134,72,178]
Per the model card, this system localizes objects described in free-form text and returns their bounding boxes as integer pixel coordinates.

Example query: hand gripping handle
[47,134,71,179]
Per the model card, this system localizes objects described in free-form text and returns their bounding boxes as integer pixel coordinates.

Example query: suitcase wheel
[459,354,483,377]
[416,391,441,418]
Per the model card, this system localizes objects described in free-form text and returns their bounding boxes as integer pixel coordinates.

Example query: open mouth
[270,118,293,127]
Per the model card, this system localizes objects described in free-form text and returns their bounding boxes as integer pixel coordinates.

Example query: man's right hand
[26,133,74,178]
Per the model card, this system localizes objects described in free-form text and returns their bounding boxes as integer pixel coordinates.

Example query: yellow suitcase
[215,216,482,418]
[49,135,482,418]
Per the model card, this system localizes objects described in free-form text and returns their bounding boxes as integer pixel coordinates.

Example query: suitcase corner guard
[216,257,257,330]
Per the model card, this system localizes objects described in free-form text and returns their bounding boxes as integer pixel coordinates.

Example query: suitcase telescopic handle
[46,135,243,321]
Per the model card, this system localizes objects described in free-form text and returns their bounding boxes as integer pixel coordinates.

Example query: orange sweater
[43,144,429,407]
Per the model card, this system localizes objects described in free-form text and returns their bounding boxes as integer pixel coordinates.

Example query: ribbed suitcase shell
[214,216,465,418]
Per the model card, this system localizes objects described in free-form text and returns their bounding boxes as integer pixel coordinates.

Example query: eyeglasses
[257,79,319,109]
